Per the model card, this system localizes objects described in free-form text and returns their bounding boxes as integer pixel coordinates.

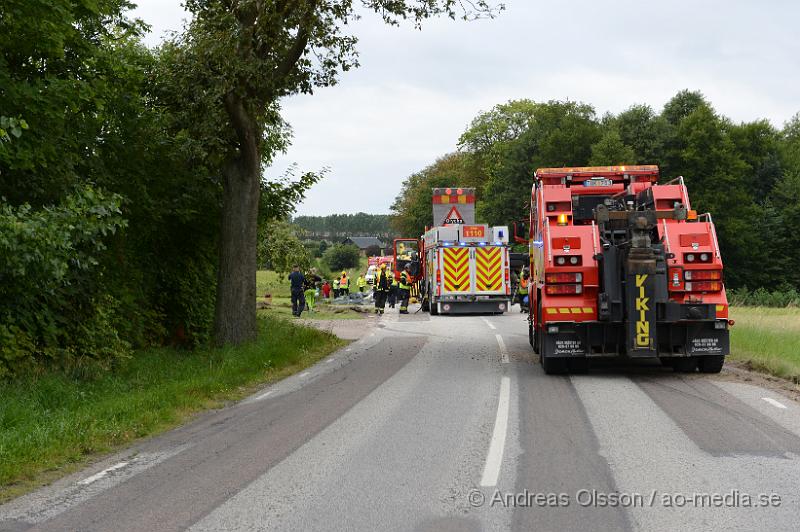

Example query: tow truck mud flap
[677,323,730,356]
[626,271,657,358]
[543,326,586,357]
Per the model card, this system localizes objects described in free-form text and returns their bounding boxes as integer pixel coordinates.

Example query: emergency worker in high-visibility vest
[518,271,530,313]
[398,264,412,315]
[387,271,398,308]
[357,274,367,293]
[373,264,391,315]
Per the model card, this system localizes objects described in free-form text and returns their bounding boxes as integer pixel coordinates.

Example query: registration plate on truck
[583,178,613,187]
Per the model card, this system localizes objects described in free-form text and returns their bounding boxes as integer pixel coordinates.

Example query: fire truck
[422,223,512,315]
[527,166,731,374]
[392,187,512,315]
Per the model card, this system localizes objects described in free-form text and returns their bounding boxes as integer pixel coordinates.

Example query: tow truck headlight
[686,253,695,262]
[556,256,566,265]
[547,325,559,334]
[569,256,579,265]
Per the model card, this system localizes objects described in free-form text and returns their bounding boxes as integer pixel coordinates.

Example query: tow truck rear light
[555,255,582,266]
[669,267,684,291]
[685,281,722,292]
[545,283,583,295]
[684,270,721,281]
[545,272,583,284]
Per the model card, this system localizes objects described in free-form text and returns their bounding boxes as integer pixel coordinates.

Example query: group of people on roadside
[289,264,413,318]
[288,267,373,317]
[373,263,412,315]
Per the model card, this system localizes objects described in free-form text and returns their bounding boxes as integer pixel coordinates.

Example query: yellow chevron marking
[442,247,471,292]
[475,247,503,292]
[571,307,582,314]
[582,307,593,313]
[546,308,557,315]
[558,308,571,314]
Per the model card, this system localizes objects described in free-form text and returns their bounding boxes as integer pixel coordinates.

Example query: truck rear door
[440,246,472,294]
[474,245,507,295]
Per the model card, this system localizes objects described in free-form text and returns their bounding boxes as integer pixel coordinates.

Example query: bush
[0,186,130,377]
[727,287,800,307]
[322,244,361,272]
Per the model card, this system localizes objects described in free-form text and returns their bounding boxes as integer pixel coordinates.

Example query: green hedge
[727,287,800,307]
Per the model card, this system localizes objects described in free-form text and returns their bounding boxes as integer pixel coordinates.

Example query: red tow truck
[527,166,731,374]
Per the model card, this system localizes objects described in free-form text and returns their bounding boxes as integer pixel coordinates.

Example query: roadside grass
[258,299,365,320]
[729,306,800,383]
[0,315,345,501]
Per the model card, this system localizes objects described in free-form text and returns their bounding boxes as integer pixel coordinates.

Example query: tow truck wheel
[672,357,698,373]
[541,354,568,375]
[532,297,541,353]
[538,325,567,374]
[529,321,536,350]
[698,355,725,373]
[429,301,438,316]
[568,358,589,373]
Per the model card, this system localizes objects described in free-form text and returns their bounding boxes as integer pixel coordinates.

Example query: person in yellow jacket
[398,264,412,314]
[518,272,529,313]
[373,264,391,315]
[357,274,367,293]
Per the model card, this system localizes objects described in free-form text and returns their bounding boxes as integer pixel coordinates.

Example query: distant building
[342,236,385,255]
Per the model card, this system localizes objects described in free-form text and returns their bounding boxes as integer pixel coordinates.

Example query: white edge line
[79,461,129,485]
[481,376,511,487]
[763,397,788,409]
[325,358,335,363]
[495,334,509,364]
[299,371,310,378]
[482,318,497,330]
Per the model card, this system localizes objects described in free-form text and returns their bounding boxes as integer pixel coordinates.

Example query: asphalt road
[2,305,799,531]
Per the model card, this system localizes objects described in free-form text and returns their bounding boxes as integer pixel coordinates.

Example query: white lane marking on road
[299,372,310,378]
[325,358,335,363]
[482,318,497,330]
[79,461,129,485]
[244,390,274,404]
[481,376,511,487]
[495,334,509,364]
[763,397,788,409]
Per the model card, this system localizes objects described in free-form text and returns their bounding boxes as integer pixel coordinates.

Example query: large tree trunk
[213,95,261,346]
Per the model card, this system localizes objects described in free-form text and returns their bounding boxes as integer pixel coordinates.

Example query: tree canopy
[391,91,800,290]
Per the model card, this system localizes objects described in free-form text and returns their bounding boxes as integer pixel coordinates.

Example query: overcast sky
[131,0,800,216]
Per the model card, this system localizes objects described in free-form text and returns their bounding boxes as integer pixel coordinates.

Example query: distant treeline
[292,212,392,239]
[391,91,800,291]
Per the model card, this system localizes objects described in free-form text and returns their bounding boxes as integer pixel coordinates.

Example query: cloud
[131,0,800,217]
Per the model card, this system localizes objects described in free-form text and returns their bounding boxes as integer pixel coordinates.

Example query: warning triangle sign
[442,206,465,225]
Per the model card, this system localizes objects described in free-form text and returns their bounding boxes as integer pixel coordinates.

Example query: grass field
[0,315,345,501]
[729,306,800,383]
